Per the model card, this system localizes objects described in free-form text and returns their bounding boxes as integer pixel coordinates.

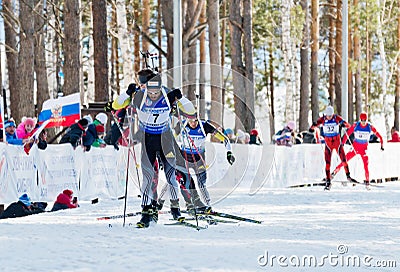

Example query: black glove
[104,101,114,112]
[126,83,137,96]
[172,88,182,99]
[227,151,235,165]
[381,146,384,151]
[113,143,120,151]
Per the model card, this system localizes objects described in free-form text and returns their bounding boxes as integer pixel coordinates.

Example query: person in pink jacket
[16,117,37,139]
[51,189,79,212]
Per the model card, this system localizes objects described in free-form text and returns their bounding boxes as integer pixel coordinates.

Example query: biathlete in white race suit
[332,112,384,187]
[158,107,235,214]
[112,69,185,228]
[314,105,353,190]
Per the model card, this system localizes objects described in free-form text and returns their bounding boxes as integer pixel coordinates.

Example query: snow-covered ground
[1,180,399,272]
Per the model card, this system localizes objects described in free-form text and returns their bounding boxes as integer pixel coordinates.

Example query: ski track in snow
[1,182,399,271]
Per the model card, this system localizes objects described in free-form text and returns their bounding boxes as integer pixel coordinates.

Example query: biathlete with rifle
[112,68,190,228]
[158,109,236,214]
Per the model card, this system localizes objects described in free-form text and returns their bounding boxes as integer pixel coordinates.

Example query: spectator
[0,193,47,219]
[249,129,262,145]
[82,113,109,150]
[37,129,48,150]
[4,119,31,145]
[59,118,89,149]
[92,125,107,148]
[16,117,37,139]
[274,121,296,146]
[51,189,79,212]
[301,127,318,144]
[224,128,235,143]
[236,129,246,144]
[388,127,400,142]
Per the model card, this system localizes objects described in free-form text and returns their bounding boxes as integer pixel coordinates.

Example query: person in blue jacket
[4,119,32,145]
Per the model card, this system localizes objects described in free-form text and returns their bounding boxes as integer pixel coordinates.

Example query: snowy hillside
[1,181,399,272]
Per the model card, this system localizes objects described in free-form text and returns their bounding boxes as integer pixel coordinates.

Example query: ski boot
[324,179,332,191]
[170,199,183,220]
[136,205,157,228]
[186,202,195,215]
[155,199,165,211]
[364,180,371,190]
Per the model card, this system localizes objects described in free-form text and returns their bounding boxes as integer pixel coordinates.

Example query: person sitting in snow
[51,189,79,212]
[0,193,47,219]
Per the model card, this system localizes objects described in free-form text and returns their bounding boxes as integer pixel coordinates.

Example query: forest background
[0,0,399,140]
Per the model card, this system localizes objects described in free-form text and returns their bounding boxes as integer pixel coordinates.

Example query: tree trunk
[300,0,310,132]
[229,0,246,131]
[353,0,362,119]
[395,0,400,130]
[328,0,335,106]
[34,0,50,115]
[334,0,342,114]
[198,2,206,119]
[3,0,19,119]
[18,0,36,120]
[376,0,391,136]
[142,0,151,54]
[133,0,141,72]
[161,0,174,75]
[116,0,134,90]
[311,0,319,122]
[269,40,275,138]
[63,0,81,96]
[282,0,295,123]
[209,0,223,126]
[92,0,109,102]
[243,0,255,131]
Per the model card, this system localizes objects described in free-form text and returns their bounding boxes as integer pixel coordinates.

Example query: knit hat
[224,128,233,136]
[138,68,158,84]
[287,121,296,130]
[95,113,108,125]
[325,106,334,116]
[83,115,93,124]
[146,74,162,90]
[63,189,74,197]
[23,117,37,127]
[78,118,89,129]
[19,193,31,207]
[4,120,16,128]
[95,125,105,133]
[250,129,258,136]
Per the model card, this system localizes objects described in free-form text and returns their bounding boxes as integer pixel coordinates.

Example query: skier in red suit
[332,112,384,187]
[314,106,352,190]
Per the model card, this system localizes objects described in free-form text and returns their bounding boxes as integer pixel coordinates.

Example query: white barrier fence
[0,142,399,205]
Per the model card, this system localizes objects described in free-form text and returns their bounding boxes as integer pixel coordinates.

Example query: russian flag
[38,93,81,128]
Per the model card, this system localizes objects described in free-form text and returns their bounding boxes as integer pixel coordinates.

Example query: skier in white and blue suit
[175,115,236,213]
[113,69,184,228]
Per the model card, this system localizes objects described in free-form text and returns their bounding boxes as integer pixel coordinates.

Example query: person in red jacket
[51,189,79,212]
[388,127,400,142]
[314,106,353,190]
[332,112,384,187]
